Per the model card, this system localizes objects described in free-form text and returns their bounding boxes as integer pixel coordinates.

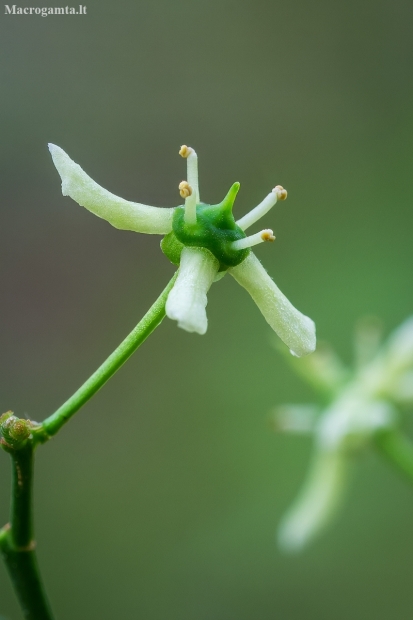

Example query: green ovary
[160,183,249,270]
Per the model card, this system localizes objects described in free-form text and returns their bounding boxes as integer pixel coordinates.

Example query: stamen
[261,230,276,242]
[179,145,193,158]
[274,185,287,200]
[179,181,192,198]
[179,144,199,203]
[231,229,275,251]
[178,180,197,226]
[236,185,287,231]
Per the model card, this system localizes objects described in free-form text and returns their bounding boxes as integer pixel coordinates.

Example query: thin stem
[0,531,53,620]
[39,272,178,439]
[375,429,413,483]
[1,273,179,618]
[10,445,34,548]
[0,445,54,620]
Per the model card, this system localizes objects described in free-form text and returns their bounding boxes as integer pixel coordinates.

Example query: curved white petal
[230,252,316,357]
[278,447,348,552]
[48,144,174,234]
[165,247,219,334]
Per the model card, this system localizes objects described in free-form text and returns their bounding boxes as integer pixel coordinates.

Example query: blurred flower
[275,317,413,551]
[49,143,315,356]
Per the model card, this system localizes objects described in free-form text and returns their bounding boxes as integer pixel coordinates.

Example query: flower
[274,317,413,552]
[48,143,316,356]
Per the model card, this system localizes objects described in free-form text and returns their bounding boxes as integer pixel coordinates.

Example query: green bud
[1,415,31,450]
[10,420,31,442]
[161,183,249,270]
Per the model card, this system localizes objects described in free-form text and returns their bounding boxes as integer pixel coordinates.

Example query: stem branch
[39,272,177,439]
[1,273,178,618]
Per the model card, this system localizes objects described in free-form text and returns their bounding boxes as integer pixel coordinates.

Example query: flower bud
[0,414,32,450]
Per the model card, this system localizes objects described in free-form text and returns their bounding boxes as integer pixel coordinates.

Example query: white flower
[49,143,316,356]
[275,318,413,552]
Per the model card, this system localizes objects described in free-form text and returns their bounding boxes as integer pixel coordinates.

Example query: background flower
[275,318,413,551]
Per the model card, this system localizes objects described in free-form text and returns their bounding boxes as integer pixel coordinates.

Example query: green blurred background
[1,0,413,618]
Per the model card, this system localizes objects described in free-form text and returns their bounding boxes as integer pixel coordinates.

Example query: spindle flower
[49,143,316,357]
[275,317,413,551]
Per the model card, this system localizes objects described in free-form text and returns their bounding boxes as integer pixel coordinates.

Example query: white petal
[365,317,413,401]
[48,144,174,234]
[273,404,320,434]
[385,316,413,373]
[318,396,396,450]
[277,447,348,552]
[394,371,413,403]
[165,247,219,334]
[230,252,316,357]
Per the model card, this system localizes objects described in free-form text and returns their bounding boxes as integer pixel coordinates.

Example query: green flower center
[160,182,249,270]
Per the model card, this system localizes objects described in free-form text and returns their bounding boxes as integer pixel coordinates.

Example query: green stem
[1,273,178,618]
[375,429,413,483]
[38,272,177,439]
[10,445,34,548]
[0,445,54,620]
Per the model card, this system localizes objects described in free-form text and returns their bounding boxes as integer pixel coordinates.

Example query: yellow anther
[261,230,276,242]
[179,145,193,158]
[274,185,288,200]
[179,180,192,198]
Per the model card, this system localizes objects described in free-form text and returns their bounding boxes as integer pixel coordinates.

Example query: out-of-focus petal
[277,446,348,552]
[353,316,383,369]
[48,144,174,234]
[361,317,413,401]
[384,316,413,374]
[165,247,219,334]
[230,252,316,357]
[318,396,396,450]
[273,404,320,434]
